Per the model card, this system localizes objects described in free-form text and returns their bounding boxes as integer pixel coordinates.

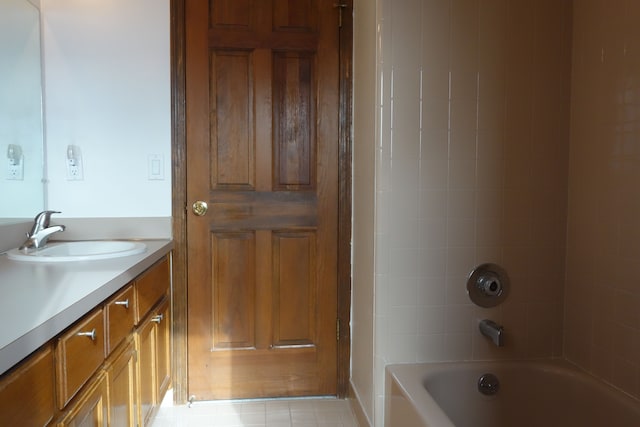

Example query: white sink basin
[6,241,147,262]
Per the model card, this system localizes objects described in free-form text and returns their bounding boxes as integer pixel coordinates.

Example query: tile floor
[151,390,359,427]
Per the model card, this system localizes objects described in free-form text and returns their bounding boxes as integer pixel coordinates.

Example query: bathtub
[385,359,640,427]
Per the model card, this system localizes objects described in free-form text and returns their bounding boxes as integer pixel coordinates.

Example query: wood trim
[170,0,189,405]
[169,0,353,402]
[337,0,353,399]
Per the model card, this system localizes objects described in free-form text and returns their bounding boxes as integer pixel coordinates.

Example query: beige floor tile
[152,392,356,427]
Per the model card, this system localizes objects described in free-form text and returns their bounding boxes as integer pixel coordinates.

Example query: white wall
[351,0,377,425]
[41,0,171,218]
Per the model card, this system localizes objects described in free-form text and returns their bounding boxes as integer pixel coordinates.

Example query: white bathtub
[385,359,640,427]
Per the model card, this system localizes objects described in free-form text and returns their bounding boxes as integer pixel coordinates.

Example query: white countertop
[0,239,172,375]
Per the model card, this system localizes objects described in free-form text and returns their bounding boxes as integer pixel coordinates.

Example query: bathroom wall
[565,0,640,400]
[352,0,573,425]
[41,0,171,218]
[351,0,377,424]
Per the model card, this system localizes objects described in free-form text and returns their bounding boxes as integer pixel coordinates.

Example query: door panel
[211,50,255,189]
[211,232,256,350]
[272,231,316,348]
[273,52,315,189]
[186,0,339,400]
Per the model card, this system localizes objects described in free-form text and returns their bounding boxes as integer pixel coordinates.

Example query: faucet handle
[34,210,61,227]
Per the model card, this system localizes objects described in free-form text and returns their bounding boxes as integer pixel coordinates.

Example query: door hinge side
[336,318,340,341]
[334,2,348,28]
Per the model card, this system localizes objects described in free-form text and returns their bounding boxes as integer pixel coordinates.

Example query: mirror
[0,0,45,223]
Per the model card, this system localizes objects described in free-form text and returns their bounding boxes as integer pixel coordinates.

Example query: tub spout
[479,319,504,347]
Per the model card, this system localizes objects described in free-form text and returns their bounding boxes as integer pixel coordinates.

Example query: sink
[6,241,147,262]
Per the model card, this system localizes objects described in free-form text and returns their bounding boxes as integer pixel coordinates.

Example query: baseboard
[348,381,372,427]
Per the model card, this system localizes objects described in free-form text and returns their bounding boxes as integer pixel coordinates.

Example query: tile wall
[565,0,640,399]
[353,0,573,425]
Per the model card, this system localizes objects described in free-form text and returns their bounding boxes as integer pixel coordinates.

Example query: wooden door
[185,0,340,399]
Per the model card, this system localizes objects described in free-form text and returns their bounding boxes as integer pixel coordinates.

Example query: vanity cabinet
[137,297,171,426]
[105,284,136,356]
[56,308,106,409]
[0,345,56,426]
[155,298,171,403]
[0,254,171,426]
[105,338,138,426]
[135,256,170,324]
[56,372,109,427]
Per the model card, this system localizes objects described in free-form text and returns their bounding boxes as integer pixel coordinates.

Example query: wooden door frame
[169,0,353,403]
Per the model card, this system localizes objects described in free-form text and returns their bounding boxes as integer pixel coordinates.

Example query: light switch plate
[148,154,164,180]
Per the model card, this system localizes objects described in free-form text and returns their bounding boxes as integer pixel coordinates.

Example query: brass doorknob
[192,201,208,216]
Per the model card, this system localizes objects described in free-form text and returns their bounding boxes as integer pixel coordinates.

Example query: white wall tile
[566,0,640,400]
[355,0,573,425]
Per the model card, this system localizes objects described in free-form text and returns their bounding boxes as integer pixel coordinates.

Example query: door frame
[169,0,353,403]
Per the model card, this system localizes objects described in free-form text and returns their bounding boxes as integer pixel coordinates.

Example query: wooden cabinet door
[105,339,137,427]
[136,316,156,426]
[154,298,171,401]
[185,0,340,400]
[56,372,108,427]
[135,298,170,426]
[0,345,55,426]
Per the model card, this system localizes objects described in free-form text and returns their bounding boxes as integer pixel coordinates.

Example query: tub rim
[386,362,456,427]
[385,358,640,427]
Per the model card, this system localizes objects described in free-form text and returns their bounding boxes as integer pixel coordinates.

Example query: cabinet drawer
[135,256,170,324]
[0,345,55,426]
[56,308,105,409]
[105,284,135,356]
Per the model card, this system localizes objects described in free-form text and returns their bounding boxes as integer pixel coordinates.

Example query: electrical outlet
[7,161,23,180]
[66,154,84,180]
[6,144,23,180]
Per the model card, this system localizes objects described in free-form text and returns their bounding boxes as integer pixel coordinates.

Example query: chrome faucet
[19,210,66,252]
[479,319,504,347]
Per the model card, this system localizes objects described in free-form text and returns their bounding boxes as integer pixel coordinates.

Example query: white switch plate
[148,154,164,180]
